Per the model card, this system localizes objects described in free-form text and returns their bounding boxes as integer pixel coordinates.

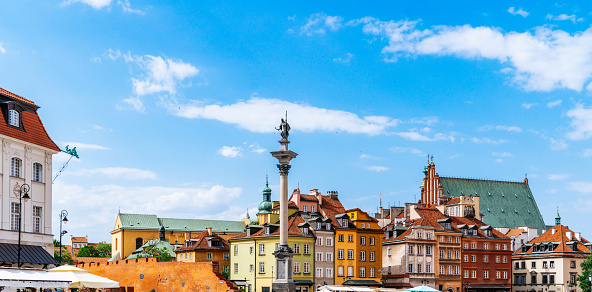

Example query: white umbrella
[407,285,440,292]
[49,265,119,289]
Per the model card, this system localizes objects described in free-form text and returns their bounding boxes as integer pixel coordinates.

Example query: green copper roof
[439,177,546,234]
[125,238,181,260]
[116,213,245,233]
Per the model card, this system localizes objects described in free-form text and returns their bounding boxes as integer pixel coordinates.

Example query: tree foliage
[577,254,592,292]
[75,243,112,258]
[141,245,173,262]
[54,248,73,265]
[220,270,229,279]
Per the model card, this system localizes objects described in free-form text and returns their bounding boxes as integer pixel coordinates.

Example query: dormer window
[8,109,19,127]
[317,222,321,230]
[265,227,270,235]
[302,228,309,235]
[326,223,331,230]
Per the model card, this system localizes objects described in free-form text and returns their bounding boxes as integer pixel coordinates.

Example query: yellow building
[110,213,245,260]
[229,212,316,292]
[333,208,382,286]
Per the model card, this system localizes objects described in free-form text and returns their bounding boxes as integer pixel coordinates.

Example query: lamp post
[59,210,68,264]
[16,183,30,268]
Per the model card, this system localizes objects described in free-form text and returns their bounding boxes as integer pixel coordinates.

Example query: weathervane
[53,145,81,183]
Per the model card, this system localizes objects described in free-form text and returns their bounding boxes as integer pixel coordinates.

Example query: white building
[0,88,60,268]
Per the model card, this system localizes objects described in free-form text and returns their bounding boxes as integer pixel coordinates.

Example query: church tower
[257,176,273,224]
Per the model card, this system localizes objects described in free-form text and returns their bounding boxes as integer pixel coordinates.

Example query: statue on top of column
[276,112,291,140]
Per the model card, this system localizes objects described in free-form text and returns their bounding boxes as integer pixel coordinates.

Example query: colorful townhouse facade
[301,212,335,288]
[512,213,591,292]
[175,228,231,273]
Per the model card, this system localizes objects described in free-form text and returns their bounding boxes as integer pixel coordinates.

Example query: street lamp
[59,210,68,264]
[16,183,30,268]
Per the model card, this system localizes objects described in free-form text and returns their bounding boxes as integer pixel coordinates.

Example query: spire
[246,208,250,219]
[555,207,561,225]
[380,193,383,208]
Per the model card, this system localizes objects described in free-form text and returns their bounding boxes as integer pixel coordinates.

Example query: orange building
[175,228,230,273]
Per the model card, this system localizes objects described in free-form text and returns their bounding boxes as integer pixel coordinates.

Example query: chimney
[566,231,573,241]
[328,191,339,200]
[524,177,528,184]
[575,232,582,241]
[293,188,301,208]
[207,227,213,236]
[185,232,192,241]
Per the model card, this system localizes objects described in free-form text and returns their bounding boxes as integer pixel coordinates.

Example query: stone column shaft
[279,169,288,246]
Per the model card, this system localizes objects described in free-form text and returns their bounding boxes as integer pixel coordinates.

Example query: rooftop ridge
[441,176,525,184]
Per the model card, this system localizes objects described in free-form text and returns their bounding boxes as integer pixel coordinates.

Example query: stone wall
[77,258,238,292]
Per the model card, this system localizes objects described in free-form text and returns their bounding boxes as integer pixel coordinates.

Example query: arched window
[11,157,21,177]
[8,110,19,127]
[136,238,143,249]
[33,163,43,182]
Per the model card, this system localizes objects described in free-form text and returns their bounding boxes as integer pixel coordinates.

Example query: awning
[295,279,315,285]
[0,243,59,266]
[0,268,71,288]
[234,280,249,286]
[48,265,119,289]
[343,279,384,287]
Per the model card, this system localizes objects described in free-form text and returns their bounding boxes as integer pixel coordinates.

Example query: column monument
[271,113,297,292]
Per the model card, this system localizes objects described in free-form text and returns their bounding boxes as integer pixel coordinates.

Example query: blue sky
[1,0,592,243]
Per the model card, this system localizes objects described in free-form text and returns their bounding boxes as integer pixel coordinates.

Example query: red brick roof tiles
[176,230,229,251]
[0,107,60,151]
[0,88,37,106]
[445,197,461,205]
[71,237,88,243]
[299,194,318,201]
[228,213,313,240]
[520,224,590,254]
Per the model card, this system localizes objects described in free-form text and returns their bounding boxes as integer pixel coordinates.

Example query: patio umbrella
[48,265,119,289]
[407,285,440,292]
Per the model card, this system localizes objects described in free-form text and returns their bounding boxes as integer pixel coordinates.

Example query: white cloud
[566,181,592,194]
[120,96,145,112]
[366,165,389,172]
[549,138,568,150]
[548,174,569,180]
[409,116,439,126]
[394,131,455,142]
[300,13,344,35]
[492,152,513,157]
[218,146,243,158]
[0,43,5,54]
[248,143,266,154]
[471,137,508,144]
[105,49,121,60]
[508,7,529,17]
[73,167,157,180]
[390,147,424,156]
[333,53,353,63]
[448,154,462,159]
[117,0,143,14]
[566,104,592,140]
[166,97,399,135]
[546,14,584,23]
[583,149,592,157]
[128,54,198,96]
[52,181,242,242]
[522,103,537,109]
[348,17,592,92]
[495,158,504,163]
[60,142,109,150]
[546,99,562,108]
[479,125,522,132]
[61,0,111,9]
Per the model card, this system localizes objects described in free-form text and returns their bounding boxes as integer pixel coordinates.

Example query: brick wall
[77,258,238,292]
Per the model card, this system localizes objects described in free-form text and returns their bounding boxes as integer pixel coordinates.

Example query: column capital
[277,164,291,175]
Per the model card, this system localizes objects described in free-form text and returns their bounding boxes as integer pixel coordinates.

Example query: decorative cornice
[277,164,291,175]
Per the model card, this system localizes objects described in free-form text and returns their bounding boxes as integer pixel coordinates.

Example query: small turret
[555,208,561,225]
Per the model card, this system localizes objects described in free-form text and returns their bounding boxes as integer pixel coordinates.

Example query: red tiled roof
[396,212,405,219]
[176,230,229,252]
[71,237,88,243]
[505,228,526,238]
[520,224,590,254]
[445,197,461,205]
[319,195,346,224]
[0,88,37,106]
[0,107,60,151]
[272,201,298,210]
[229,212,313,240]
[300,194,318,201]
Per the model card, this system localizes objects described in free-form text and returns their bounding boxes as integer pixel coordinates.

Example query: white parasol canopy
[0,268,71,288]
[48,265,119,288]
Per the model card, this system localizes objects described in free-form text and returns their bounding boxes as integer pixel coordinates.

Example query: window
[532,262,536,268]
[369,267,375,278]
[370,251,375,262]
[317,237,323,246]
[515,262,520,269]
[531,275,537,284]
[521,261,526,269]
[249,246,254,254]
[311,206,315,212]
[427,232,432,239]
[348,234,353,242]
[326,223,331,230]
[464,243,469,249]
[440,236,445,242]
[304,262,310,273]
[326,252,333,262]
[496,271,501,279]
[448,265,452,275]
[327,268,333,279]
[455,250,459,259]
[571,261,576,268]
[503,244,507,250]
[360,251,366,261]
[503,256,507,263]
[464,270,469,278]
[448,236,452,243]
[33,206,42,233]
[33,163,43,182]
[408,264,413,273]
[338,234,344,242]
[484,270,489,279]
[440,265,445,275]
[316,252,323,262]
[464,255,468,262]
[338,249,344,259]
[455,237,460,243]
[409,245,414,255]
[294,262,300,273]
[338,266,344,277]
[427,264,431,273]
[293,243,300,254]
[471,242,477,249]
[304,243,310,254]
[224,265,229,272]
[484,243,489,249]
[316,268,323,278]
[327,237,333,246]
[348,266,354,277]
[503,272,507,279]
[447,250,452,259]
[418,245,423,255]
[348,250,354,260]
[471,255,476,262]
[11,157,21,177]
[259,244,265,254]
[426,245,432,255]
[360,267,366,278]
[417,264,422,273]
[351,213,355,219]
[496,256,500,263]
[317,222,321,230]
[471,271,476,278]
[234,263,238,274]
[455,266,460,275]
[224,253,229,260]
[495,244,500,250]
[418,231,423,239]
[10,203,19,231]
[259,262,265,273]
[207,252,213,260]
[550,261,555,268]
[441,250,445,259]
[303,206,307,212]
[360,236,366,245]
[8,110,19,127]
[550,275,555,284]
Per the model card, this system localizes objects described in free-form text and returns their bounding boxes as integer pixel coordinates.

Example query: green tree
[54,248,73,265]
[577,254,592,292]
[143,245,173,262]
[220,270,229,279]
[249,220,259,225]
[53,239,61,247]
[96,243,112,258]
[76,245,99,257]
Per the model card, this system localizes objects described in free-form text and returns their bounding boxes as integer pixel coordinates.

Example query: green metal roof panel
[118,213,161,230]
[440,177,546,233]
[158,217,245,233]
